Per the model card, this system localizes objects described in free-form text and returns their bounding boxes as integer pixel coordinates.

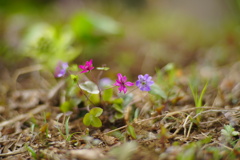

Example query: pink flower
[114,73,134,94]
[79,59,94,73]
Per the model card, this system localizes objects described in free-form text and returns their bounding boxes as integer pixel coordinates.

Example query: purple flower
[99,78,113,89]
[79,59,94,73]
[136,74,154,91]
[114,73,134,94]
[54,61,68,78]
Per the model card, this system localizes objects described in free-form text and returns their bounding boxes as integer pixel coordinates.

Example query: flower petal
[88,59,93,64]
[118,85,125,93]
[144,74,149,79]
[140,85,151,91]
[62,63,68,69]
[117,73,123,81]
[80,70,88,73]
[147,76,152,81]
[148,81,154,86]
[136,80,141,87]
[55,61,68,78]
[138,75,144,80]
[114,81,121,86]
[79,65,85,70]
[122,75,127,82]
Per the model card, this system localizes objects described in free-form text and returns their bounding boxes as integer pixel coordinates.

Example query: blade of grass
[197,81,208,108]
[65,116,70,138]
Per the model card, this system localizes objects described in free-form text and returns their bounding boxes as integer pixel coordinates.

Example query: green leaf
[123,93,133,106]
[71,12,121,39]
[197,81,208,108]
[127,125,137,139]
[83,113,91,126]
[83,112,102,127]
[25,145,37,160]
[112,104,123,113]
[114,112,124,119]
[110,131,125,141]
[113,98,123,104]
[96,67,110,71]
[70,74,78,83]
[189,82,198,107]
[22,23,81,70]
[56,126,67,140]
[90,107,103,117]
[177,147,196,160]
[91,117,102,127]
[69,64,79,72]
[89,94,100,104]
[103,88,113,101]
[134,108,140,120]
[60,101,74,113]
[232,131,240,136]
[149,84,167,99]
[66,132,82,142]
[79,81,99,94]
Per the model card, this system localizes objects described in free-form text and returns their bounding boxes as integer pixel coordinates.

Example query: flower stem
[126,87,138,94]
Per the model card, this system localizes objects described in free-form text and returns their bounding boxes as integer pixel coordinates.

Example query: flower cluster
[114,73,154,93]
[55,60,154,94]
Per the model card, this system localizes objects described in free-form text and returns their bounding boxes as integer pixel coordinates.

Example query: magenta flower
[79,59,94,73]
[54,61,68,78]
[114,73,134,94]
[136,74,154,91]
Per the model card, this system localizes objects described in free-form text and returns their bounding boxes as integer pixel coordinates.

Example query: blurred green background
[1,0,240,79]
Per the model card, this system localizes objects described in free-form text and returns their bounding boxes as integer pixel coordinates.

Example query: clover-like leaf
[91,117,102,127]
[83,113,91,126]
[90,107,103,117]
[79,81,99,94]
[83,108,103,127]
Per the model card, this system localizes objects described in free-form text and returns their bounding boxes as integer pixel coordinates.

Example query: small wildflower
[99,78,113,89]
[79,59,94,73]
[54,61,68,78]
[114,73,134,94]
[136,74,154,91]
